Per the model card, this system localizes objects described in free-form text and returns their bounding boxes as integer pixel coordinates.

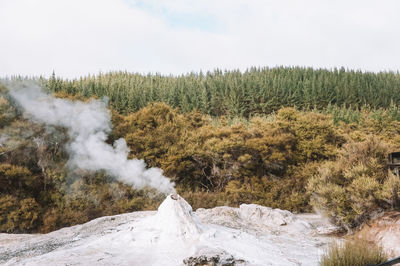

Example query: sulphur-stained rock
[357,212,400,257]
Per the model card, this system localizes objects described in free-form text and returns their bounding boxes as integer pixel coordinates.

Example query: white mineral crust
[0,194,339,265]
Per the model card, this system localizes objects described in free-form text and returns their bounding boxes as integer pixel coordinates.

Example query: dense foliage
[0,86,163,233]
[1,68,400,233]
[309,137,400,231]
[108,104,342,210]
[43,67,400,117]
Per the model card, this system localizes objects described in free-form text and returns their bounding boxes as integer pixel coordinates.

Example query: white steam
[8,82,175,194]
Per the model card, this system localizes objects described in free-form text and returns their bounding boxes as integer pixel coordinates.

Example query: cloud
[0,0,399,78]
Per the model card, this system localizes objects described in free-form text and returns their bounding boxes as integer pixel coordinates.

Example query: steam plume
[8,82,175,194]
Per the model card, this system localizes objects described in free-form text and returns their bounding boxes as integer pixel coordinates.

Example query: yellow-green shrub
[0,196,40,232]
[308,136,398,230]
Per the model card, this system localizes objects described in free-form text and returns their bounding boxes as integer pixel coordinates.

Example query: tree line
[44,67,400,117]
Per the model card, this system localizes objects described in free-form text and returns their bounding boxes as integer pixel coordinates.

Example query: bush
[0,195,19,232]
[308,136,399,230]
[0,196,40,232]
[320,238,387,266]
[8,198,41,232]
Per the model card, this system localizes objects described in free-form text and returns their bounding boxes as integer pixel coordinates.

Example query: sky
[0,0,400,78]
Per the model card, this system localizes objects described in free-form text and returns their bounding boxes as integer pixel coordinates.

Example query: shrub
[275,108,343,162]
[0,195,19,232]
[8,198,41,232]
[320,238,387,266]
[0,196,41,232]
[308,136,399,230]
[0,163,34,193]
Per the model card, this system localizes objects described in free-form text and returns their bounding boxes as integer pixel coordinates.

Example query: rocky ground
[0,195,351,266]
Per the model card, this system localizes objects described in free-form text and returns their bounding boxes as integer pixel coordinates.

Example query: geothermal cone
[155,194,202,240]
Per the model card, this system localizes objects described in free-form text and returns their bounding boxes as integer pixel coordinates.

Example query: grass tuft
[320,237,388,266]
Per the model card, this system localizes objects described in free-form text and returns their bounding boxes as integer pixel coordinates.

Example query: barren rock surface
[0,195,340,266]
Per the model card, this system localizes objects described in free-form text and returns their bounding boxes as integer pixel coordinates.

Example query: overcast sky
[1,0,400,78]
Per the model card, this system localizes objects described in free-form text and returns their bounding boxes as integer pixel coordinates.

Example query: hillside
[0,79,400,236]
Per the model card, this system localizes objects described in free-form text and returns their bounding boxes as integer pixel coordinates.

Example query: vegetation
[0,86,163,233]
[1,68,400,233]
[43,67,400,116]
[308,137,400,231]
[320,237,387,266]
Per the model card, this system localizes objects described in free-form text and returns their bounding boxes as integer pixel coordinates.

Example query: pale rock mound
[155,194,202,240]
[196,204,326,235]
